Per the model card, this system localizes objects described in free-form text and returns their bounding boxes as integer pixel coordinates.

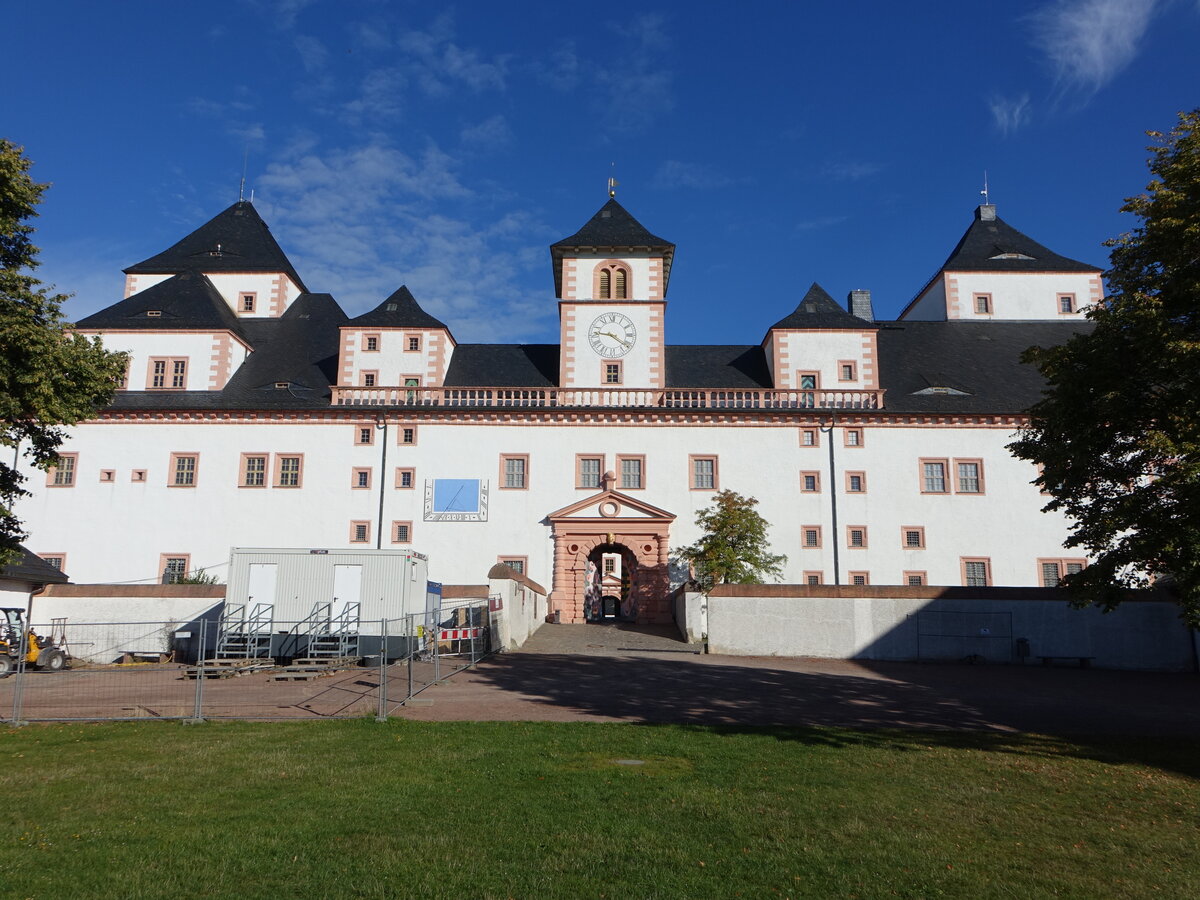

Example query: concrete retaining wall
[685,585,1199,672]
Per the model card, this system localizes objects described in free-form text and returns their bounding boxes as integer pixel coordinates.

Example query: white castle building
[19,195,1101,623]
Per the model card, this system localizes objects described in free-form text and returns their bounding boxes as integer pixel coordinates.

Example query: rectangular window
[802,526,822,548]
[800,471,821,493]
[800,428,819,447]
[361,371,377,387]
[364,334,380,352]
[1058,294,1076,314]
[577,455,603,490]
[845,472,866,493]
[352,467,372,489]
[131,469,146,482]
[1039,558,1086,587]
[400,426,417,445]
[798,372,819,391]
[603,557,616,574]
[274,455,302,488]
[618,455,644,490]
[844,428,863,447]
[975,294,991,314]
[240,454,267,488]
[604,361,623,384]
[904,571,927,586]
[839,361,857,382]
[357,426,374,445]
[921,459,949,493]
[240,293,256,313]
[955,459,984,494]
[392,521,413,544]
[501,454,529,489]
[396,467,415,489]
[148,357,188,390]
[406,334,422,352]
[160,554,190,584]
[690,456,717,490]
[804,571,823,585]
[962,558,991,587]
[100,469,115,483]
[849,572,869,586]
[48,453,78,487]
[902,526,926,549]
[499,556,527,575]
[847,526,867,548]
[350,521,371,544]
[169,453,198,487]
[40,555,65,571]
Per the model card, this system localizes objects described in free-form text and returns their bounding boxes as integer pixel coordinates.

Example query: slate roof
[940,206,1101,274]
[444,345,560,387]
[550,198,676,297]
[874,320,1092,414]
[1,546,70,585]
[75,271,246,338]
[769,283,876,331]
[106,293,348,411]
[346,286,449,331]
[124,201,309,292]
[666,346,772,388]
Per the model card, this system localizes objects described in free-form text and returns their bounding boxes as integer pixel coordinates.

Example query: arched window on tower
[595,263,630,299]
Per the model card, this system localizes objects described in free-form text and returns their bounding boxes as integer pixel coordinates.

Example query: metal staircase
[215,602,274,660]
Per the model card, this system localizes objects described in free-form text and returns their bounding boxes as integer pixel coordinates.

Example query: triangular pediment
[548,489,676,523]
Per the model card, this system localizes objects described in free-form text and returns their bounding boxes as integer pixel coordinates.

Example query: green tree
[0,140,127,565]
[674,490,786,591]
[1009,110,1200,626]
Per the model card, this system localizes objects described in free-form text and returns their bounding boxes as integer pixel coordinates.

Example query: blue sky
[7,0,1199,344]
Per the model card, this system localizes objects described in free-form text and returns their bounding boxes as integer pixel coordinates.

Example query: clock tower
[551,197,674,391]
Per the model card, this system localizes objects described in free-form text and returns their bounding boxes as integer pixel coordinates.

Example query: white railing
[331,385,885,410]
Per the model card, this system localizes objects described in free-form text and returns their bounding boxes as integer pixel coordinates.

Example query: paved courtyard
[392,623,1200,736]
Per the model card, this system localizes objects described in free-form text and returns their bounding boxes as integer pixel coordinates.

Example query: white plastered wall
[207,273,302,317]
[774,330,877,390]
[340,328,450,387]
[949,272,1098,320]
[561,253,662,300]
[561,303,662,389]
[16,416,1080,596]
[92,331,247,391]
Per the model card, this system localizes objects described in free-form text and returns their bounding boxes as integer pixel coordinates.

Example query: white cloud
[396,14,507,96]
[654,161,747,190]
[595,13,674,132]
[460,115,514,151]
[254,140,554,342]
[989,93,1032,135]
[793,215,849,234]
[1030,0,1160,95]
[533,43,581,91]
[293,34,328,73]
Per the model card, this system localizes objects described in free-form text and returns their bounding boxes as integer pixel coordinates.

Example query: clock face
[588,312,637,358]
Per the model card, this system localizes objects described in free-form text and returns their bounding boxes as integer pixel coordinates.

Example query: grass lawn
[1,721,1197,899]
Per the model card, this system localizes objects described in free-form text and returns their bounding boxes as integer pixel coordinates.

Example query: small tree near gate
[674,490,786,592]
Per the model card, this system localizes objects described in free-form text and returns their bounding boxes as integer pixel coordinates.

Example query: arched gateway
[546,481,676,625]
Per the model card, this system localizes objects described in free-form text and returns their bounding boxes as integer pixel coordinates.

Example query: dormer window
[989,251,1035,260]
[596,263,629,299]
[974,294,991,314]
[146,310,162,317]
[241,293,256,313]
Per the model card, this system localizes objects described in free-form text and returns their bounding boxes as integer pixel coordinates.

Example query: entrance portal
[583,543,639,623]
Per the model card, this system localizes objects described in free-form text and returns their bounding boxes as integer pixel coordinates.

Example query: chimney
[977,204,997,221]
[849,289,874,322]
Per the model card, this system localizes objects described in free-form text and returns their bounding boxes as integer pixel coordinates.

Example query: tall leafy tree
[1009,110,1200,626]
[0,140,127,566]
[674,490,786,591]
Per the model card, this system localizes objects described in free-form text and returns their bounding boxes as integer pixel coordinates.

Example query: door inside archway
[583,543,638,623]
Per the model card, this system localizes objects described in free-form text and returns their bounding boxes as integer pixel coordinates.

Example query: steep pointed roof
[940,205,1100,274]
[769,283,875,330]
[345,286,449,330]
[75,270,246,337]
[124,200,309,291]
[550,198,675,297]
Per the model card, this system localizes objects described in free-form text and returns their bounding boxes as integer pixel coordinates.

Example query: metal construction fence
[0,600,492,723]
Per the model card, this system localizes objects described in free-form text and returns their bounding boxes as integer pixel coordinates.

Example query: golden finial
[608,162,618,198]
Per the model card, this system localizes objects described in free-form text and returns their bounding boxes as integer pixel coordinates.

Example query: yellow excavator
[0,608,68,677]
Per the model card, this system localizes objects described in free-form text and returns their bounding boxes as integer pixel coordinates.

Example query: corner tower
[550,197,674,390]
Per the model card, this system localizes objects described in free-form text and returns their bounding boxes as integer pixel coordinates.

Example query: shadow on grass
[470,652,1200,774]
